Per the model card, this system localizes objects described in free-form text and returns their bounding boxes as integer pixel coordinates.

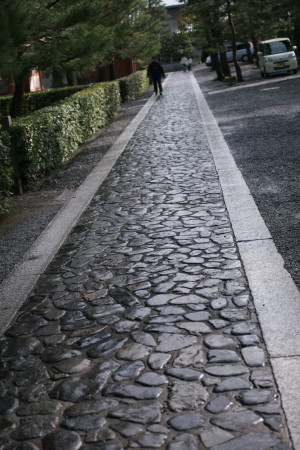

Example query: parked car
[205,42,254,66]
[257,38,298,77]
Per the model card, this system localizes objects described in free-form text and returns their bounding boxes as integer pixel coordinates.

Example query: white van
[257,38,298,77]
[205,42,254,66]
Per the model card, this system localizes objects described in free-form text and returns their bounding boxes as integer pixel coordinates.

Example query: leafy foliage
[160,32,193,63]
[0,85,92,117]
[9,81,121,188]
[113,0,167,64]
[0,0,167,116]
[0,129,14,217]
[119,70,149,102]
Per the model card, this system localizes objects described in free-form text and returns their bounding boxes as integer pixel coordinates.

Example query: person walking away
[187,56,193,71]
[147,56,165,95]
[180,56,188,72]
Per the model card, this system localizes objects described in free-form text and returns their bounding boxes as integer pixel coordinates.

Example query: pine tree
[0,0,167,117]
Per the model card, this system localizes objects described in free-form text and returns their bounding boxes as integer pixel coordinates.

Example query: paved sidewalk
[0,72,294,449]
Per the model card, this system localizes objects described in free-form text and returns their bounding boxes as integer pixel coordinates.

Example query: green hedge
[0,85,91,117]
[9,81,121,188]
[0,128,14,217]
[119,70,149,102]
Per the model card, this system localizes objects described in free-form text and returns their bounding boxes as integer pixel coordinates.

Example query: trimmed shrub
[0,85,91,117]
[9,81,121,187]
[119,70,149,102]
[0,128,14,217]
[0,96,11,117]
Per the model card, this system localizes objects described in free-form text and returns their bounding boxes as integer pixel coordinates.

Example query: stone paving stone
[241,346,265,367]
[156,334,197,352]
[63,399,119,418]
[49,368,111,402]
[168,413,205,431]
[211,297,228,310]
[61,415,106,430]
[200,426,234,447]
[0,397,19,414]
[232,294,250,307]
[209,319,229,329]
[0,71,292,449]
[204,334,238,349]
[85,428,116,443]
[108,402,162,424]
[11,415,59,439]
[52,357,91,374]
[0,418,16,434]
[177,321,212,334]
[205,395,233,413]
[42,430,82,450]
[116,343,151,360]
[237,390,276,405]
[167,433,198,450]
[165,367,203,381]
[104,383,162,400]
[135,431,168,447]
[237,334,260,346]
[173,344,205,367]
[254,403,282,415]
[131,331,157,347]
[112,361,145,381]
[16,401,63,416]
[231,322,257,335]
[250,369,275,388]
[86,337,128,358]
[211,408,263,431]
[108,421,144,438]
[214,376,252,392]
[168,381,209,411]
[207,349,241,363]
[137,372,168,386]
[210,431,281,450]
[264,417,284,432]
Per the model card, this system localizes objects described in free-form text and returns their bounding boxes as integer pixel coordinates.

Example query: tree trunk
[109,62,116,80]
[252,34,259,67]
[10,74,26,118]
[52,67,64,88]
[211,53,225,81]
[97,64,106,82]
[226,0,243,82]
[201,50,209,63]
[220,52,231,77]
[293,24,300,56]
[66,71,78,86]
[245,42,253,64]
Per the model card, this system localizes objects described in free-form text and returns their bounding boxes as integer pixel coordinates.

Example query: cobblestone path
[0,72,293,449]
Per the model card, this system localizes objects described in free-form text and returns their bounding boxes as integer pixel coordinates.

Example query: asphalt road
[194,63,300,291]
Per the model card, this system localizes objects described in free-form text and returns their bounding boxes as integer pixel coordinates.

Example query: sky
[162,0,181,5]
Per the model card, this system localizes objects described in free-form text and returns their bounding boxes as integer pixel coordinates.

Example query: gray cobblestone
[0,72,292,448]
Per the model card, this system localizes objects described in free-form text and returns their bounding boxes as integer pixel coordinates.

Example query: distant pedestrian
[147,56,165,95]
[180,56,188,72]
[187,56,193,71]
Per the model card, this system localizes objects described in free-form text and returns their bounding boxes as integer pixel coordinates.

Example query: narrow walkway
[0,72,293,449]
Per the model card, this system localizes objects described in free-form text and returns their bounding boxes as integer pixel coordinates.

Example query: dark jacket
[147,61,165,80]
